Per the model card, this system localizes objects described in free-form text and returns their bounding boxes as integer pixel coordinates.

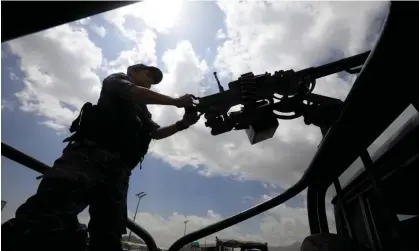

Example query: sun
[127,0,185,33]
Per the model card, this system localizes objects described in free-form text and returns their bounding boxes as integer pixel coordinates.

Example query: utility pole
[128,192,147,242]
[183,220,189,236]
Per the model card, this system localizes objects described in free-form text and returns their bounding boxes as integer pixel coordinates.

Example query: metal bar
[334,180,354,238]
[126,219,158,251]
[333,205,344,235]
[317,187,329,233]
[1,1,139,43]
[359,150,401,249]
[345,67,363,74]
[168,180,308,251]
[307,186,321,234]
[1,141,159,251]
[297,51,370,79]
[365,197,383,251]
[307,185,329,234]
[307,129,336,235]
[307,186,320,234]
[358,196,376,250]
[1,142,51,174]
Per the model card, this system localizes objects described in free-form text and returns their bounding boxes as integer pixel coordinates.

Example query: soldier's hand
[181,110,200,127]
[175,94,196,108]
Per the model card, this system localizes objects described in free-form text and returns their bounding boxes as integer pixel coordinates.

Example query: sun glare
[127,0,185,33]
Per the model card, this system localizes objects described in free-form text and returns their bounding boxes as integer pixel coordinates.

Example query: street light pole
[183,220,189,236]
[128,192,146,242]
[1,200,7,210]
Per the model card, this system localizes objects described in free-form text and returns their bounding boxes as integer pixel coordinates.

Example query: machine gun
[190,51,370,144]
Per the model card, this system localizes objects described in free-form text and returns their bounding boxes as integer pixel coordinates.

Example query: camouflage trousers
[1,141,132,251]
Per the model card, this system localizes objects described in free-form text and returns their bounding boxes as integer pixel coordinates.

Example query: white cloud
[76,17,91,26]
[5,21,160,131]
[105,29,158,74]
[103,0,184,41]
[1,100,15,111]
[216,29,227,40]
[157,40,209,96]
[242,195,253,204]
[9,72,19,81]
[6,24,103,129]
[214,1,388,79]
[91,24,107,38]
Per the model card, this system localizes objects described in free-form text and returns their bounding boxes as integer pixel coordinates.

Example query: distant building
[121,242,168,251]
[200,243,217,251]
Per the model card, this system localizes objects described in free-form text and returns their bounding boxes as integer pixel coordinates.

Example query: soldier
[2,64,200,251]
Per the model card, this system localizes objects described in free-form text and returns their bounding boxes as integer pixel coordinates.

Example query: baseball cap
[127,64,163,84]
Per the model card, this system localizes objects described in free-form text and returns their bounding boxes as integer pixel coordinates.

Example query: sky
[1,0,418,249]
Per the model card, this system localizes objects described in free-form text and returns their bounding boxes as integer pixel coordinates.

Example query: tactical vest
[64,100,157,169]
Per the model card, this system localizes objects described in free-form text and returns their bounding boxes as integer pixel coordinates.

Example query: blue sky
[1,0,405,248]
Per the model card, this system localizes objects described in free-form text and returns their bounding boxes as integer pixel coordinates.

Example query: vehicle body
[332,114,419,251]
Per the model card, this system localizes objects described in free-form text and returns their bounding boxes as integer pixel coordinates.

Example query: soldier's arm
[151,123,182,140]
[151,117,192,140]
[103,75,180,106]
[151,111,197,140]
[128,86,180,106]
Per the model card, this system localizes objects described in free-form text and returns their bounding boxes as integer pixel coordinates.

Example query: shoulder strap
[63,102,93,142]
[69,102,93,133]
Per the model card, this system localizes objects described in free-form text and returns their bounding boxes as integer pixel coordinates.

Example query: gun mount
[191,52,369,144]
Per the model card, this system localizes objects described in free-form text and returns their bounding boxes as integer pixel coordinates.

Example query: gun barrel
[297,51,370,79]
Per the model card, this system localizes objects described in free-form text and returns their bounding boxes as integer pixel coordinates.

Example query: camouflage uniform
[2,73,159,251]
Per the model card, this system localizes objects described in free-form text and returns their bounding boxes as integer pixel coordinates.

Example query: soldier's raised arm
[102,73,195,108]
